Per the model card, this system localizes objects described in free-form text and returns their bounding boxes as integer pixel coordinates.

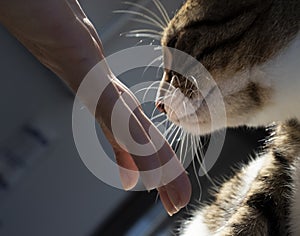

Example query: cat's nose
[156,101,166,114]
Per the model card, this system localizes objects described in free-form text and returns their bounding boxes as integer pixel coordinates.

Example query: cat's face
[156,0,298,135]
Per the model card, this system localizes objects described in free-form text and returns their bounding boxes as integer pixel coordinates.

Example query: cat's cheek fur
[160,77,270,135]
[248,32,300,127]
[290,158,300,235]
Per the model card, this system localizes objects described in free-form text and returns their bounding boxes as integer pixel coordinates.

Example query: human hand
[94,74,192,215]
[0,0,191,215]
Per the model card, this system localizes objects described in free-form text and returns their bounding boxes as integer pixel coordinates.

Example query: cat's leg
[182,120,300,236]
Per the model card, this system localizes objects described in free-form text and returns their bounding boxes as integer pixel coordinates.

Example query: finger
[110,79,192,211]
[120,98,192,211]
[158,186,178,216]
[66,2,166,192]
[102,116,162,190]
[100,121,139,190]
[156,141,192,210]
[98,82,163,190]
[115,148,139,191]
[134,112,192,212]
[160,172,191,215]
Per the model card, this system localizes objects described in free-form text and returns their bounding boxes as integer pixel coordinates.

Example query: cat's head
[156,0,299,135]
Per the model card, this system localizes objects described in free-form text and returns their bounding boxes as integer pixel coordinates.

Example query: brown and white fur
[181,120,300,235]
[154,0,300,235]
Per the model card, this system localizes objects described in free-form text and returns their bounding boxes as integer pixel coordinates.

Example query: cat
[154,0,300,235]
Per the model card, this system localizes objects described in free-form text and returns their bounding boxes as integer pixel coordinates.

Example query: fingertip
[115,151,139,190]
[119,168,139,190]
[158,187,178,216]
[169,172,192,210]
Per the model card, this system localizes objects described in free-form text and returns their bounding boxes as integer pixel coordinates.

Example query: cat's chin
[164,107,211,135]
[182,125,213,136]
[167,115,225,136]
[174,122,212,136]
[169,114,263,136]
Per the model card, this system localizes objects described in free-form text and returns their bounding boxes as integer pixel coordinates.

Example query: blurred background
[0,0,267,235]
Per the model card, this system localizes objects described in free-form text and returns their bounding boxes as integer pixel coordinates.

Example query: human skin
[0,0,191,215]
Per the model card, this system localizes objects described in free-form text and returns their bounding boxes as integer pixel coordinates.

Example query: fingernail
[120,171,135,191]
[167,211,174,217]
[167,205,178,217]
[166,204,177,217]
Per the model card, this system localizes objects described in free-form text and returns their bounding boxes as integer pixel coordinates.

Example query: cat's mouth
[156,85,217,134]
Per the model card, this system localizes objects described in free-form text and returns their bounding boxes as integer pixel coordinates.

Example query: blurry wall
[0,1,183,235]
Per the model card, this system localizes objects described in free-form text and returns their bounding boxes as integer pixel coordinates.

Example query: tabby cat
[155,0,300,235]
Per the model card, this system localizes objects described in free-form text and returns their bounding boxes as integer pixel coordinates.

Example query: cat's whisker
[180,103,191,164]
[142,55,163,76]
[171,74,181,87]
[173,128,183,153]
[191,135,203,200]
[165,89,182,120]
[169,126,182,150]
[157,87,178,118]
[177,130,184,151]
[159,118,172,132]
[122,1,167,28]
[134,39,145,46]
[154,117,169,130]
[152,105,162,116]
[129,18,164,30]
[164,123,178,140]
[184,77,188,89]
[194,135,217,189]
[134,84,160,96]
[168,127,180,149]
[171,85,180,99]
[179,132,187,163]
[163,84,216,191]
[164,119,172,136]
[163,126,175,143]
[183,132,191,165]
[164,123,182,146]
[114,10,165,30]
[202,135,210,148]
[186,88,194,98]
[156,84,177,96]
[156,88,177,100]
[183,100,187,115]
[188,75,200,90]
[121,29,162,37]
[125,33,161,40]
[141,81,161,102]
[150,112,166,122]
[156,62,164,77]
[152,0,170,25]
[134,87,159,97]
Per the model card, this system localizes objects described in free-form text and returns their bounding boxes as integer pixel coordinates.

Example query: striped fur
[157,0,300,235]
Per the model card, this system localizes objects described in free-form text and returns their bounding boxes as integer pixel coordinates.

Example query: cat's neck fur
[248,32,300,126]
